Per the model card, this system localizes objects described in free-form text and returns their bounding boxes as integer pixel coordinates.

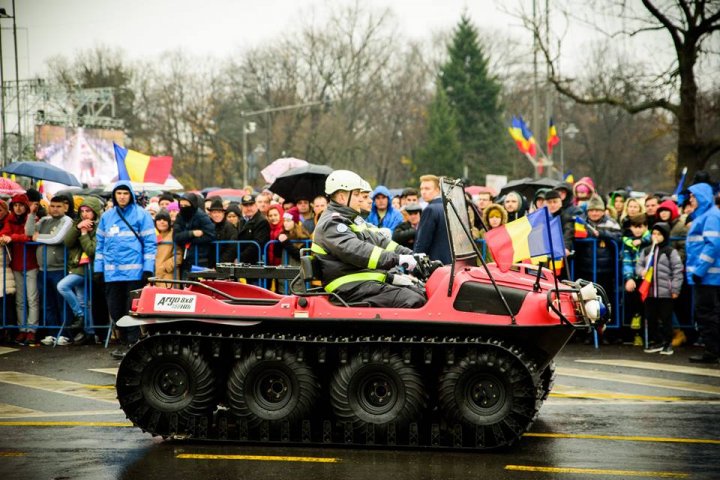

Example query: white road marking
[0,403,40,417]
[574,359,720,378]
[88,368,118,376]
[0,347,18,356]
[557,367,720,395]
[0,372,118,403]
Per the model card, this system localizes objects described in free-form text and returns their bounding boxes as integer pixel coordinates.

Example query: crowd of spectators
[1,172,719,364]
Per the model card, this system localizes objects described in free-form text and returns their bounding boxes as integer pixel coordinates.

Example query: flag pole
[543,206,562,294]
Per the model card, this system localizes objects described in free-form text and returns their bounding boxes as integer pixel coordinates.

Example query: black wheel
[116,338,217,437]
[227,349,319,427]
[438,345,538,448]
[330,352,427,429]
[539,361,556,402]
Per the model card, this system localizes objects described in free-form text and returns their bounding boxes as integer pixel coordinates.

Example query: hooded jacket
[312,200,412,292]
[502,191,527,222]
[366,186,403,231]
[635,222,684,298]
[94,181,157,282]
[685,183,720,286]
[172,193,216,269]
[0,194,39,271]
[64,196,104,275]
[572,177,596,205]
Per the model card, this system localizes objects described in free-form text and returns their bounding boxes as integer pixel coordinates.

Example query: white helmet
[360,180,372,193]
[325,170,365,195]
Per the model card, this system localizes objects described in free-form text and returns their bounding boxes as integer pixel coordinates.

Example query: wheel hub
[262,375,289,402]
[253,369,293,411]
[471,379,501,408]
[367,380,392,406]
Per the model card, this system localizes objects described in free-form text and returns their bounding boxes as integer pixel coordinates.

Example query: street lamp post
[0,3,20,167]
[560,122,579,180]
[241,120,256,189]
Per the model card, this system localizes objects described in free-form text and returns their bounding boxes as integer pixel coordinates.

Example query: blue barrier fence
[1,236,693,337]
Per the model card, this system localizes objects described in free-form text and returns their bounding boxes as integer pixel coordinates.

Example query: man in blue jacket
[367,185,403,232]
[414,174,451,264]
[686,182,720,364]
[94,181,157,359]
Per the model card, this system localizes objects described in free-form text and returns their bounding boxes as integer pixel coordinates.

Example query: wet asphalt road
[1,341,719,480]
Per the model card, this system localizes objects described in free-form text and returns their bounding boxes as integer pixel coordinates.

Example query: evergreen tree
[440,15,509,181]
[416,84,462,178]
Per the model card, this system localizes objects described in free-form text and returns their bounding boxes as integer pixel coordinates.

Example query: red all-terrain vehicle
[115,179,608,449]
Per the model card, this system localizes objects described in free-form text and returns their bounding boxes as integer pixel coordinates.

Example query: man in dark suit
[237,194,270,264]
[414,174,451,264]
[414,175,452,265]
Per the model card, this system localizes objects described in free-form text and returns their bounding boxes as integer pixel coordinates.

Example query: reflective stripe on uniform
[368,246,383,269]
[350,223,368,233]
[385,241,399,252]
[311,243,328,255]
[325,272,386,292]
[700,253,715,264]
[687,235,704,242]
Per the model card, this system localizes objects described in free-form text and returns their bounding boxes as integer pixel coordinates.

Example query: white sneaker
[57,336,71,346]
[40,336,56,346]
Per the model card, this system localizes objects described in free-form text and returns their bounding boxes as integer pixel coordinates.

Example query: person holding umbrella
[311,170,425,308]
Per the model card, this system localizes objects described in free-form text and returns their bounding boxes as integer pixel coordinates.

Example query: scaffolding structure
[0,78,124,167]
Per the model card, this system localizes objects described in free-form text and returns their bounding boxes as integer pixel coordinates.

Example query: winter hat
[404,203,422,213]
[208,198,225,211]
[181,192,199,210]
[544,190,562,201]
[225,204,241,217]
[656,199,680,222]
[166,201,180,212]
[10,193,29,208]
[651,222,671,245]
[488,209,502,219]
[586,194,605,211]
[628,213,647,226]
[25,188,42,202]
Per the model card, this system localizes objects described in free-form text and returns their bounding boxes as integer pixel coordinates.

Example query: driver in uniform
[311,170,426,308]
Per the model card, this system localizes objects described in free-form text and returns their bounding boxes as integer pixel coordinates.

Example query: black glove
[92,272,103,283]
[692,274,702,285]
[141,271,153,285]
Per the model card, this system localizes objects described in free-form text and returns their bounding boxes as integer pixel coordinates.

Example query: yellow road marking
[0,347,18,356]
[576,359,720,378]
[505,465,688,478]
[0,409,124,419]
[0,372,117,403]
[524,432,720,445]
[557,367,720,395]
[549,386,683,402]
[0,452,25,457]
[177,453,339,463]
[0,421,132,427]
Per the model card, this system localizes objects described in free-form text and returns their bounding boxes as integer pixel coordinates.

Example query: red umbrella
[0,177,25,196]
[205,188,248,201]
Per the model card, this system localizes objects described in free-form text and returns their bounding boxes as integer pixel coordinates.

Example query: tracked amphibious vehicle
[115,179,608,449]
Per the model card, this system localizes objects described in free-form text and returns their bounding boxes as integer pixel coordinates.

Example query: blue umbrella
[1,161,82,187]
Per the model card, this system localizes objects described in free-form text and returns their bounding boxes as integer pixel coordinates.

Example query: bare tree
[522,0,720,180]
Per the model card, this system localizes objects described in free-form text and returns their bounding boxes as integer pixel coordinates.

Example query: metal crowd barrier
[0,235,697,344]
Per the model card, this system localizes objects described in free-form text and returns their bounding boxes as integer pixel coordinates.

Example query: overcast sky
[7,0,618,79]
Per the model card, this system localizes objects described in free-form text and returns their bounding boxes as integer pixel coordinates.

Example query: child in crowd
[154,210,182,287]
[622,214,651,345]
[480,204,508,263]
[636,222,684,355]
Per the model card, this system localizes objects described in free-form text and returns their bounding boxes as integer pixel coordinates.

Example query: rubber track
[117,329,548,450]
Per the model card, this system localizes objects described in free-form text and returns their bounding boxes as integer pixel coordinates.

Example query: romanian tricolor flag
[638,243,656,302]
[484,207,565,272]
[574,215,588,239]
[508,116,537,157]
[114,143,173,184]
[547,117,560,155]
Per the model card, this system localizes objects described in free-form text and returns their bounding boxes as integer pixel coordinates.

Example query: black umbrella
[498,177,560,201]
[269,164,333,202]
[1,161,82,187]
